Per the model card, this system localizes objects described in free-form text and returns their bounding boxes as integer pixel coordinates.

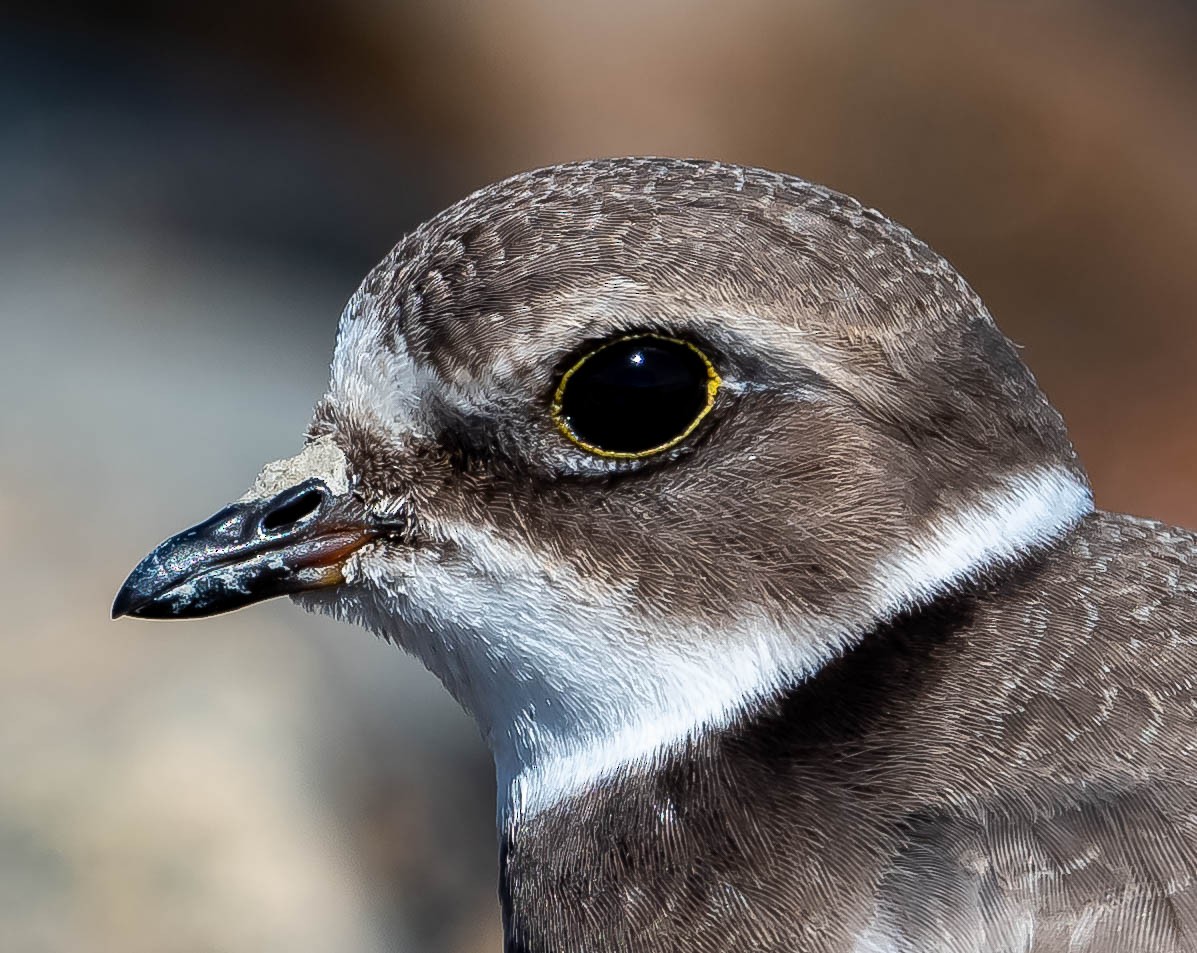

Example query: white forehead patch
[327,292,439,434]
[240,433,350,501]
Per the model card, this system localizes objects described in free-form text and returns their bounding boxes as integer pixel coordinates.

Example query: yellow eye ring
[550,334,721,459]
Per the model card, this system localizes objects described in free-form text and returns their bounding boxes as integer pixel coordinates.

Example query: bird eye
[551,334,721,458]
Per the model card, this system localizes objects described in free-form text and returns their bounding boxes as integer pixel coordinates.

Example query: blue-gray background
[4,3,1197,951]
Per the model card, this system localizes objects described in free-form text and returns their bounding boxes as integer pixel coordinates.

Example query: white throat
[325,465,1092,822]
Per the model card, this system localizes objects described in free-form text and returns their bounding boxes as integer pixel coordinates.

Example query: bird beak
[112,478,381,620]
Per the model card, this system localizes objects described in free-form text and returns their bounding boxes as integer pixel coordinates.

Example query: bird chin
[289,586,344,617]
[289,578,424,652]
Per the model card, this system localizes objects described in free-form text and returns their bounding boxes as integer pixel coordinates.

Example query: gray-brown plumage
[114,158,1197,952]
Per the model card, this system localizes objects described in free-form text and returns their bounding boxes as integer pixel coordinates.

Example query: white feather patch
[330,464,1092,821]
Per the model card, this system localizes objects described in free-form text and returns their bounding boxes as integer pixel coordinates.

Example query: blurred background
[3,1,1196,951]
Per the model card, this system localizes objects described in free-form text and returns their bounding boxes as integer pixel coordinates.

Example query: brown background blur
[3,2,1196,951]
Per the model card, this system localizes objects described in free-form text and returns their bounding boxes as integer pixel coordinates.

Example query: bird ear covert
[551,334,721,458]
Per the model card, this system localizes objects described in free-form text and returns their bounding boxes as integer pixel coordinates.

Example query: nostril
[260,487,324,534]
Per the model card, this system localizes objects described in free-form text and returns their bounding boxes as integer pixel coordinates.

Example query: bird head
[114,159,1092,813]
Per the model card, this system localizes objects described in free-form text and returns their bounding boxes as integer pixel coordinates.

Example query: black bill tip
[111,545,216,620]
[111,572,147,619]
[110,509,270,620]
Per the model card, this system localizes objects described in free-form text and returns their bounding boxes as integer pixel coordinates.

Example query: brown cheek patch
[447,391,922,638]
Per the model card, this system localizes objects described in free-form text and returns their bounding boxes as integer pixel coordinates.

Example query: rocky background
[3,2,1196,951]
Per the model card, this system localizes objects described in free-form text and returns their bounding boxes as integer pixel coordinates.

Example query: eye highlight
[551,334,721,458]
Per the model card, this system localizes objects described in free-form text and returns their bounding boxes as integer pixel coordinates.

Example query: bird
[113,158,1197,952]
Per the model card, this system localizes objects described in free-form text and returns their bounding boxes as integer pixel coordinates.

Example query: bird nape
[114,158,1197,953]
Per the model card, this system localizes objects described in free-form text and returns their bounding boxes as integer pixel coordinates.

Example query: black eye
[551,334,721,458]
